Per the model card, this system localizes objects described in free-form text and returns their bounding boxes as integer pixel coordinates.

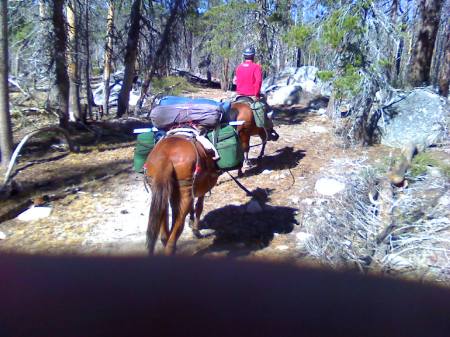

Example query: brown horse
[231,100,279,175]
[145,134,219,255]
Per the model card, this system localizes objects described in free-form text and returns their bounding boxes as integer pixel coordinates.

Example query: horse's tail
[146,161,173,255]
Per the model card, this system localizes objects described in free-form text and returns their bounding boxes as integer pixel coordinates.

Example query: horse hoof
[192,229,203,239]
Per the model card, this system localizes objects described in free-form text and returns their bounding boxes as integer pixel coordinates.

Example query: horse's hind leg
[190,196,204,239]
[165,188,193,255]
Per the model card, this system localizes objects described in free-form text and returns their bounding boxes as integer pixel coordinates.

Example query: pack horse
[136,95,277,254]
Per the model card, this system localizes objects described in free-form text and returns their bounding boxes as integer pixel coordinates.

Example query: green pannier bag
[207,125,244,170]
[133,132,155,172]
[250,101,266,128]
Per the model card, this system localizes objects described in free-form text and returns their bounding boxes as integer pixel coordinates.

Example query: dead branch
[2,126,78,188]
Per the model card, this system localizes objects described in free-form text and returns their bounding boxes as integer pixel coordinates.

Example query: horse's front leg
[238,132,251,177]
[257,128,268,160]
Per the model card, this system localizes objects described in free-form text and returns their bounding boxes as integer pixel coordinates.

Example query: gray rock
[380,88,449,149]
[262,66,332,108]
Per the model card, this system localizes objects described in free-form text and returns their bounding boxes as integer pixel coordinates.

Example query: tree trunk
[407,0,444,86]
[103,0,115,116]
[0,0,12,167]
[67,0,82,122]
[431,0,450,96]
[84,0,93,121]
[117,0,141,118]
[52,0,70,128]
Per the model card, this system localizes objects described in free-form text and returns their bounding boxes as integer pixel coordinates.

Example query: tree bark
[52,0,70,128]
[67,0,82,122]
[0,0,12,167]
[117,0,141,118]
[407,0,444,86]
[84,0,93,121]
[103,0,115,116]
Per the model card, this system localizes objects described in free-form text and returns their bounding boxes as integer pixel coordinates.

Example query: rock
[317,108,327,115]
[289,196,300,204]
[262,169,272,175]
[246,200,263,213]
[0,231,6,240]
[309,125,327,133]
[262,66,331,108]
[276,245,290,251]
[17,206,52,221]
[380,88,449,149]
[296,232,313,248]
[384,255,413,270]
[315,178,345,196]
[301,198,314,205]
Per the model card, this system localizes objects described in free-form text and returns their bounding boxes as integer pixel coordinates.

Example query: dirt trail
[0,89,393,260]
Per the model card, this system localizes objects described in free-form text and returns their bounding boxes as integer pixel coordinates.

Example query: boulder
[261,66,332,108]
[379,88,449,149]
[315,178,346,196]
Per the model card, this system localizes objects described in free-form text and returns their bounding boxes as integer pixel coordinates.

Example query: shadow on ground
[193,188,298,258]
[244,146,306,177]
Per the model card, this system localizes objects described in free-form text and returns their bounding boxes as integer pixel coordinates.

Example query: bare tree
[103,0,115,116]
[51,0,70,128]
[0,0,12,167]
[117,0,141,118]
[407,0,444,86]
[67,0,82,121]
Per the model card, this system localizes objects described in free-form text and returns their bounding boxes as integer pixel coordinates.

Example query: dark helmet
[243,47,255,57]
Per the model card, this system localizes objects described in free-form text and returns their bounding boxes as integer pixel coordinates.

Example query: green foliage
[151,76,197,95]
[284,24,313,48]
[317,70,334,81]
[410,153,450,178]
[333,65,362,99]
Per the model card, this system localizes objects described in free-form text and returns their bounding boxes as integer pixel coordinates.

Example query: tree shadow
[244,146,306,177]
[194,188,298,258]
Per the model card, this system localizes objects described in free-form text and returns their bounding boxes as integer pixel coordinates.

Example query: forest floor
[0,87,415,262]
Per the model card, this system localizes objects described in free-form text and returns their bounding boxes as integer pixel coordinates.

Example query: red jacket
[235,60,262,97]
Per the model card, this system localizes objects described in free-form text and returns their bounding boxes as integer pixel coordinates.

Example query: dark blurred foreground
[1,254,449,337]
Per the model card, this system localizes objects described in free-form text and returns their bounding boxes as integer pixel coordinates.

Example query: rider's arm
[253,64,263,97]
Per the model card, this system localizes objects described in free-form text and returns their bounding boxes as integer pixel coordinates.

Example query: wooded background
[0,0,449,166]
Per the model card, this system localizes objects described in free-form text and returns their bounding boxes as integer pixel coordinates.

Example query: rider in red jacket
[235,47,262,98]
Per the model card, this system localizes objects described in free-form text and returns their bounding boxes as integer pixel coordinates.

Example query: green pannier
[133,132,155,172]
[207,125,244,170]
[250,101,266,128]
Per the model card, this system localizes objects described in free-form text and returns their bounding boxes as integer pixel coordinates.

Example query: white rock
[289,196,300,204]
[317,108,327,115]
[309,125,327,133]
[385,255,413,270]
[301,198,314,205]
[262,169,272,175]
[246,200,263,213]
[276,245,290,251]
[17,206,52,221]
[315,178,345,196]
[296,232,313,248]
[0,231,6,240]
